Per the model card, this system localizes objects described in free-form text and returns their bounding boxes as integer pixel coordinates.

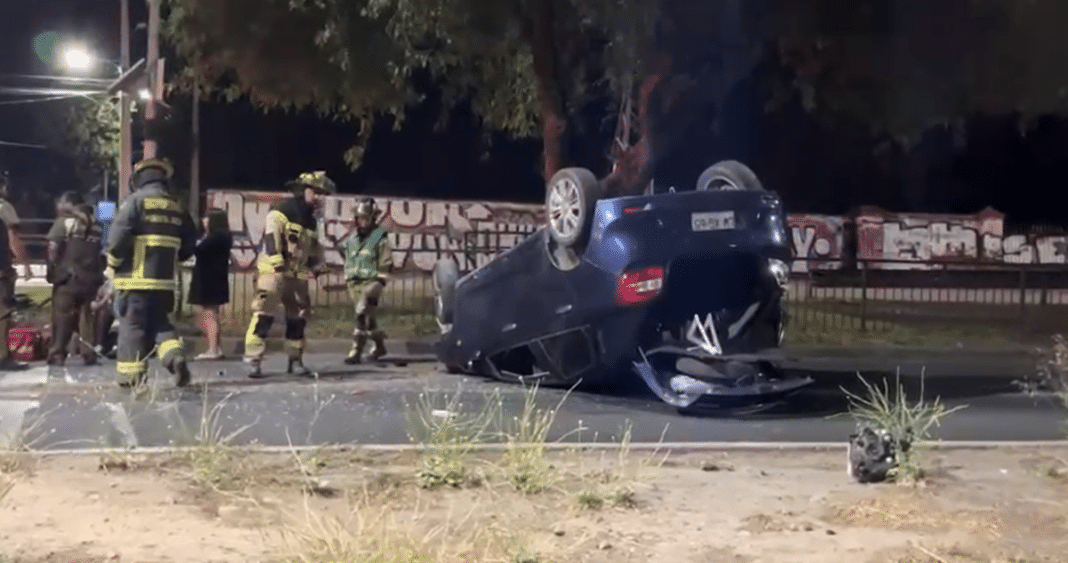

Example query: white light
[64,48,92,70]
[138,88,151,100]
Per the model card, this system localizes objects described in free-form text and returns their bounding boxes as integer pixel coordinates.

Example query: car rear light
[617,266,664,305]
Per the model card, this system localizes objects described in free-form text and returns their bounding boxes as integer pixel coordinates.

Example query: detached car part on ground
[431,160,813,413]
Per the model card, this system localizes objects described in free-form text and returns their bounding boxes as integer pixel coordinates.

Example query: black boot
[246,358,267,379]
[287,357,314,377]
[173,358,191,388]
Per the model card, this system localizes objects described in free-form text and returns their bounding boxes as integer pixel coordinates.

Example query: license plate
[691,211,735,231]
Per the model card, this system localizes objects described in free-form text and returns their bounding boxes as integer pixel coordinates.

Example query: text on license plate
[691,211,736,231]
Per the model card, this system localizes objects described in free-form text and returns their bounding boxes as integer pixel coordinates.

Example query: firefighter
[46,195,106,366]
[342,198,393,364]
[105,158,198,388]
[243,171,334,378]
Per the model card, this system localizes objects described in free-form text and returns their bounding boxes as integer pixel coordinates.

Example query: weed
[405,383,500,490]
[275,487,497,563]
[572,422,668,510]
[166,386,261,491]
[497,382,572,494]
[843,370,966,485]
[507,545,545,563]
[0,402,63,475]
[1033,334,1068,412]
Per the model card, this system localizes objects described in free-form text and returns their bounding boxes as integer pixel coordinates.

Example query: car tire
[432,257,459,325]
[696,160,764,192]
[546,167,600,248]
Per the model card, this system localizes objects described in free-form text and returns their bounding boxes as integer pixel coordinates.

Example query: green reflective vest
[344,227,386,280]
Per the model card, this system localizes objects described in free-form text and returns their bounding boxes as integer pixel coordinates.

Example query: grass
[787,303,1017,348]
[405,383,500,490]
[843,370,967,485]
[497,382,572,495]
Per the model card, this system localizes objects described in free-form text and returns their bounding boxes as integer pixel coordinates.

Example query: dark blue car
[431,160,812,412]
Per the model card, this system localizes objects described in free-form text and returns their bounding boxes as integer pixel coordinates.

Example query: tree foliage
[766,0,1068,140]
[67,98,121,180]
[164,0,1068,194]
[164,0,667,177]
[31,96,120,194]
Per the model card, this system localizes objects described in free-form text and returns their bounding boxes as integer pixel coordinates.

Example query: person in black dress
[188,208,232,359]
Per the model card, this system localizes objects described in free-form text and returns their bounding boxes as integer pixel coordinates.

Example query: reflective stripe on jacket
[256,196,323,277]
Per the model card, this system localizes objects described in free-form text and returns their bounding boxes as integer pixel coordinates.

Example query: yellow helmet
[285,170,336,194]
[132,158,174,189]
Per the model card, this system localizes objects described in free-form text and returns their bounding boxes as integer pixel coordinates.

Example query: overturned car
[430,160,813,412]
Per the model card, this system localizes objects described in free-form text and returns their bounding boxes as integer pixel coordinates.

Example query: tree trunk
[528,0,568,182]
[601,47,675,197]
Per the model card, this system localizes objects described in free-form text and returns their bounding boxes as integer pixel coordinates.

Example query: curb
[24,440,1068,458]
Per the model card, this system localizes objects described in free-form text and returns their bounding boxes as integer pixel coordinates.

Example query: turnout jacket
[257,196,325,278]
[105,182,197,291]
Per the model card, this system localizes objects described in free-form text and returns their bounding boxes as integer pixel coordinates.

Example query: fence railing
[785,257,1068,347]
[174,226,1068,348]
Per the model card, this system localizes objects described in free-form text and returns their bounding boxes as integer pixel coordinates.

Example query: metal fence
[171,227,1068,348]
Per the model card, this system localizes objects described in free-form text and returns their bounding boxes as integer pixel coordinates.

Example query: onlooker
[188,207,232,360]
[0,177,29,370]
[0,177,31,281]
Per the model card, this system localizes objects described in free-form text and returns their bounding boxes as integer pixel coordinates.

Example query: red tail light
[617,266,664,305]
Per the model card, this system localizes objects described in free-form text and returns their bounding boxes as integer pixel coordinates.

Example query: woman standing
[188,208,232,360]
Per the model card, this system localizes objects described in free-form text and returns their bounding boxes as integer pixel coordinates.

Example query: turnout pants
[347,278,386,360]
[115,290,186,385]
[48,281,99,364]
[244,273,310,363]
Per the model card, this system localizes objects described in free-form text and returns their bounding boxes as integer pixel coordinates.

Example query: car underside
[431,160,813,413]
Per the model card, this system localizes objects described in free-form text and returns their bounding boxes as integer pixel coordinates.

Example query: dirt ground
[1,447,1067,563]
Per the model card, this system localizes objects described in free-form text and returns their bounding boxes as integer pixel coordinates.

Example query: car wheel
[432,257,459,326]
[696,160,764,192]
[546,167,600,248]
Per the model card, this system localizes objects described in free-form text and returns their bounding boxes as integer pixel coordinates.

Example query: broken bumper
[631,343,813,410]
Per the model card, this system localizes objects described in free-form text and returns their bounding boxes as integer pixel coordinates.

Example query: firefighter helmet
[132,158,174,189]
[285,170,336,195]
[354,197,380,223]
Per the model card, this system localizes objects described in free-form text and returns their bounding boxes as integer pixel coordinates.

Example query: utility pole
[190,73,200,220]
[143,0,161,160]
[118,0,132,200]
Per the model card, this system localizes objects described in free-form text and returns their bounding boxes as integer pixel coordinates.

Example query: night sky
[2,1,1068,227]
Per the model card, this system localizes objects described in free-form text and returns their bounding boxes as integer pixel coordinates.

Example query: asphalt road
[0,350,1064,451]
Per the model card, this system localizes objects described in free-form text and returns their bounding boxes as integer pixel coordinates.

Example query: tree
[164,0,754,195]
[31,96,120,197]
[164,0,1068,198]
[66,98,121,191]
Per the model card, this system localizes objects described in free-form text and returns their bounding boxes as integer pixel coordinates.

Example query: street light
[64,48,93,71]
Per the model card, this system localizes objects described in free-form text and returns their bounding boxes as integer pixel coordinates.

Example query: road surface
[0,351,1063,451]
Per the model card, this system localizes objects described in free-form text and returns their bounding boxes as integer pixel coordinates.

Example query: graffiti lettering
[207,191,1068,274]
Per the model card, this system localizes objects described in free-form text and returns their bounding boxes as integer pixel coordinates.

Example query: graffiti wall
[206,191,1068,273]
[206,191,544,274]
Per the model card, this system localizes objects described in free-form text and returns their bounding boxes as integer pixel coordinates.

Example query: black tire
[545,167,600,248]
[696,160,764,192]
[432,257,459,325]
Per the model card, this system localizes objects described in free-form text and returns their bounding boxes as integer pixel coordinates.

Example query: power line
[0,86,105,97]
[0,94,93,105]
[0,140,48,149]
